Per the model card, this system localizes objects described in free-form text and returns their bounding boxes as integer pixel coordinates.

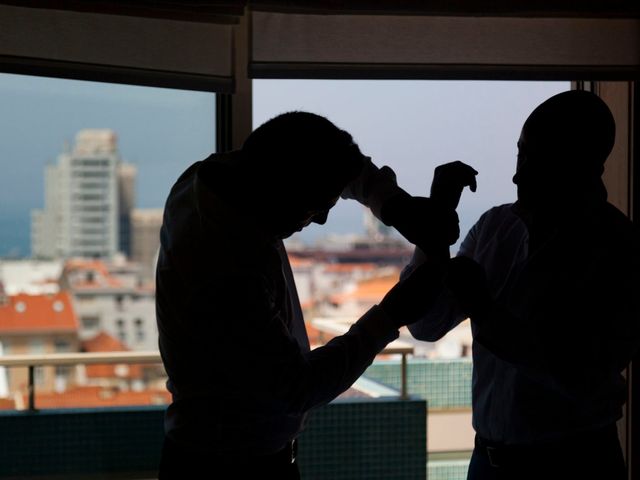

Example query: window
[254,80,568,250]
[29,338,45,354]
[0,73,215,262]
[81,316,100,331]
[254,78,569,461]
[116,318,127,343]
[134,318,145,343]
[54,340,71,352]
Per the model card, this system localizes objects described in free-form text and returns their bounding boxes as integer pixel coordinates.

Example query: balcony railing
[0,351,426,479]
[0,351,161,411]
[0,341,414,411]
[313,317,414,399]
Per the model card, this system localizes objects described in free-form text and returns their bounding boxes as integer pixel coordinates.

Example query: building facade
[61,259,157,351]
[0,291,80,400]
[31,129,135,260]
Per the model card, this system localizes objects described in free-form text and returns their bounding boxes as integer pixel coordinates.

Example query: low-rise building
[0,291,79,396]
[61,259,157,351]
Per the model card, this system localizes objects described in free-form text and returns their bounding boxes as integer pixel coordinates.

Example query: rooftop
[0,259,63,295]
[81,331,144,380]
[330,272,399,305]
[0,292,77,334]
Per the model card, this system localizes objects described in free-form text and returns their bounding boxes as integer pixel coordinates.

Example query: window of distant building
[29,338,45,354]
[134,318,145,343]
[54,339,71,352]
[116,318,126,343]
[115,295,124,311]
[81,315,100,331]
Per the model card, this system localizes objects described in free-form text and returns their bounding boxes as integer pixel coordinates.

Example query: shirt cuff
[341,158,404,219]
[351,304,400,352]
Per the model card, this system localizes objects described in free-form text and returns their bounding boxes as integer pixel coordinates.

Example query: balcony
[0,352,428,479]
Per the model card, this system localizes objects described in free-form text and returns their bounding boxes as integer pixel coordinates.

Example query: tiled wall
[298,398,427,480]
[428,459,471,480]
[364,358,473,409]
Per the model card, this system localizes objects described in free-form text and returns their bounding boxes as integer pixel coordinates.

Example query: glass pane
[254,80,568,249]
[253,79,569,471]
[0,73,215,410]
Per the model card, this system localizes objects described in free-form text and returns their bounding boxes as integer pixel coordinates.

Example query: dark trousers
[158,436,300,480]
[467,424,626,480]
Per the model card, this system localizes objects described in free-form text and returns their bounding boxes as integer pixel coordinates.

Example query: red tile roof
[82,331,128,353]
[287,255,313,268]
[0,292,78,334]
[81,331,144,379]
[324,263,376,273]
[10,386,170,409]
[0,398,16,410]
[63,259,123,289]
[330,273,399,305]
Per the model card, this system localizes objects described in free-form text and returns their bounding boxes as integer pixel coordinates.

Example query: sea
[0,214,30,258]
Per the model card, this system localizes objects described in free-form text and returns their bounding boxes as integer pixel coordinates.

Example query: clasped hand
[380,161,478,253]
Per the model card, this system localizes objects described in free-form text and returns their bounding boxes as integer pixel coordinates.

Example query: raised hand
[430,161,478,210]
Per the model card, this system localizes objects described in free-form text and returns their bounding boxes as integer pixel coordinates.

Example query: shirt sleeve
[341,157,406,219]
[472,220,640,397]
[206,271,399,416]
[402,221,479,342]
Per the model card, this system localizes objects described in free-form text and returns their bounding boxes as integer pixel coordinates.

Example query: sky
[0,74,568,257]
[253,79,568,248]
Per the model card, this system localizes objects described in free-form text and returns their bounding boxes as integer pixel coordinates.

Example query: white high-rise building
[32,129,134,260]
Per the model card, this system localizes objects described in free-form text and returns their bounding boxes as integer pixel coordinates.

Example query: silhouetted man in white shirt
[406,90,639,480]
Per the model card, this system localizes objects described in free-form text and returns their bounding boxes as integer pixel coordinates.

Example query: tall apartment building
[31,129,135,260]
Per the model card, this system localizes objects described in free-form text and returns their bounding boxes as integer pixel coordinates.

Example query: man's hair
[241,111,365,196]
[522,90,615,176]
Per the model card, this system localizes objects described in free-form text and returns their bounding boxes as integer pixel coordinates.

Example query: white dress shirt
[406,202,639,445]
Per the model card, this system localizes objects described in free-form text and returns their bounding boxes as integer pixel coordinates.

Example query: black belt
[272,439,298,465]
[475,425,619,469]
[160,436,298,476]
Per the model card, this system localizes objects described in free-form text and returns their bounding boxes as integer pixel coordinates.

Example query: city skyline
[0,73,216,257]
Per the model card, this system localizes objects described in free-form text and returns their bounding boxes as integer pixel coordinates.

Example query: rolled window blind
[250,10,640,80]
[0,4,235,92]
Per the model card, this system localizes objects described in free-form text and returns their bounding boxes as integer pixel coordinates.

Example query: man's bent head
[241,112,366,238]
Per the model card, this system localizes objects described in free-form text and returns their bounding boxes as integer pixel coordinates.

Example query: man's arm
[341,158,463,255]
[450,235,640,396]
[205,261,447,416]
[402,212,484,342]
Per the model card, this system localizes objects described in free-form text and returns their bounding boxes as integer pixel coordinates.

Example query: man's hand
[444,256,493,320]
[379,262,446,328]
[431,161,478,210]
[380,193,460,250]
